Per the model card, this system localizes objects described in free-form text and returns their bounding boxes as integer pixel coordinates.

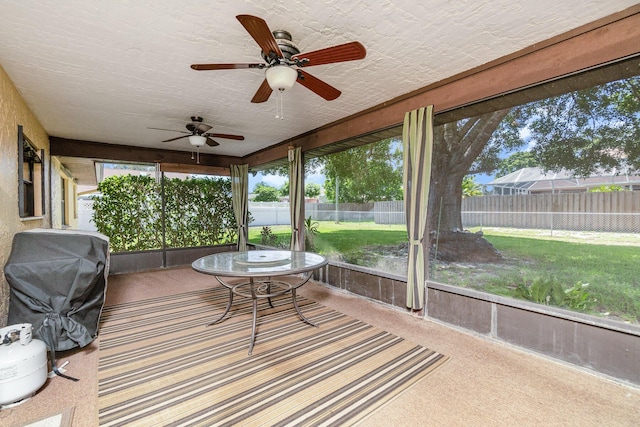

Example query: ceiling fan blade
[293,41,366,67]
[148,127,190,134]
[296,70,341,101]
[194,123,213,133]
[190,63,265,71]
[251,79,273,103]
[162,135,190,143]
[236,14,283,59]
[207,133,245,141]
[205,138,220,147]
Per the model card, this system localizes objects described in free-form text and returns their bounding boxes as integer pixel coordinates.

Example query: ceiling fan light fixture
[265,65,298,91]
[188,135,207,146]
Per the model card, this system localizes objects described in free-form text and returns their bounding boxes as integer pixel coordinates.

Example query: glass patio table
[192,250,328,355]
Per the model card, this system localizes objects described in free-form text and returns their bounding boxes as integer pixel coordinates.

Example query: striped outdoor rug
[98,286,449,426]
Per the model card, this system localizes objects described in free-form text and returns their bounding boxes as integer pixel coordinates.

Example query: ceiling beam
[50,137,241,168]
[244,5,640,169]
[160,162,230,176]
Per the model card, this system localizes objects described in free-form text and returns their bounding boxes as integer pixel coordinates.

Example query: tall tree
[260,141,403,203]
[429,109,512,234]
[275,180,321,198]
[429,75,639,241]
[259,71,639,262]
[305,183,321,198]
[252,182,280,202]
[323,139,403,203]
[279,180,289,197]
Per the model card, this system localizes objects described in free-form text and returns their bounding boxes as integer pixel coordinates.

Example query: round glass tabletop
[192,250,327,277]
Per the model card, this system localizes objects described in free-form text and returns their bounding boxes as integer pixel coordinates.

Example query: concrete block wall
[317,261,640,386]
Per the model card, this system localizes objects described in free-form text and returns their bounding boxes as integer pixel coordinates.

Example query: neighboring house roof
[488,167,640,193]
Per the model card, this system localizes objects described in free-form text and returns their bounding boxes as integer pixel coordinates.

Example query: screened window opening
[18,126,45,218]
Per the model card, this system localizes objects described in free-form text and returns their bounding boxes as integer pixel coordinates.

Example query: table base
[208,273,316,355]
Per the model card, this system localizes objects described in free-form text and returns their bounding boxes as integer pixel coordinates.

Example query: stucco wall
[0,65,50,327]
[50,157,79,230]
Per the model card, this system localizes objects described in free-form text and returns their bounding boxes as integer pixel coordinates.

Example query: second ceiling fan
[149,116,244,147]
[190,14,366,103]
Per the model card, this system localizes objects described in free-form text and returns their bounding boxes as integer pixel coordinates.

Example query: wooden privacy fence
[373,192,640,233]
[261,193,640,233]
[373,200,405,224]
[461,192,640,233]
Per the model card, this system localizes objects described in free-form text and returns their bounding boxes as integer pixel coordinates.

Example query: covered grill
[5,229,109,354]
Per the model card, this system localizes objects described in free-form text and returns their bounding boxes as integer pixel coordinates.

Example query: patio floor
[4,266,640,426]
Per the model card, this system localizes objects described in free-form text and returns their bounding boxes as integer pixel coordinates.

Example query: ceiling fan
[190,14,366,103]
[148,116,245,147]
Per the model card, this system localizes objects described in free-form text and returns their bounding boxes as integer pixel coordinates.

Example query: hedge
[91,175,237,252]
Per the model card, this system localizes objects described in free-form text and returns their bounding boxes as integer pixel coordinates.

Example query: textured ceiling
[0,1,636,160]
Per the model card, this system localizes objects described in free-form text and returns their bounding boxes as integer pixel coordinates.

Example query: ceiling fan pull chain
[275,89,285,120]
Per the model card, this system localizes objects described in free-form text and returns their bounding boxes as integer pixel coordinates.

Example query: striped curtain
[230,164,249,251]
[289,147,304,250]
[402,106,434,310]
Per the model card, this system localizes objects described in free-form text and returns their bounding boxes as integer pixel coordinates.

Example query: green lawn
[248,221,640,323]
[249,222,407,254]
[435,234,640,322]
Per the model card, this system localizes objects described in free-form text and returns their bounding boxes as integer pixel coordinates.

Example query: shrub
[92,175,236,252]
[512,276,596,311]
[304,216,320,250]
[260,226,279,247]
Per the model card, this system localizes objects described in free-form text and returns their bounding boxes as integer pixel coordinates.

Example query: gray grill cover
[5,229,109,351]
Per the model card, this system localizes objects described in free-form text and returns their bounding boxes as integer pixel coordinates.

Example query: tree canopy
[323,139,403,203]
[462,176,483,198]
[430,74,640,235]
[252,182,281,202]
[518,77,640,177]
[468,76,640,179]
[262,140,403,203]
[305,183,321,198]
[495,151,538,177]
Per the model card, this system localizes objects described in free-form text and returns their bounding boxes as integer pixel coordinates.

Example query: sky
[249,170,325,193]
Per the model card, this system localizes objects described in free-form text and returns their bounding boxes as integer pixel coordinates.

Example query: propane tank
[0,323,48,407]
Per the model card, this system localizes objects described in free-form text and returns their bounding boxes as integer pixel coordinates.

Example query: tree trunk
[424,110,510,262]
[428,165,465,233]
